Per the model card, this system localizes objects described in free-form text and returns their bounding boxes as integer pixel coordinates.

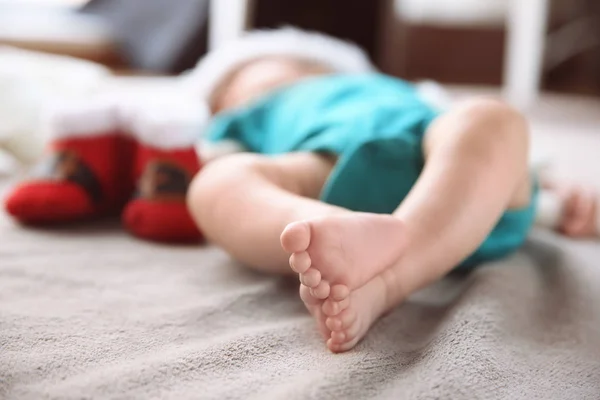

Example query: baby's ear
[196,139,247,163]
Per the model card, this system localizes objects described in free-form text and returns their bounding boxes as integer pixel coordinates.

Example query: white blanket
[1,175,599,399]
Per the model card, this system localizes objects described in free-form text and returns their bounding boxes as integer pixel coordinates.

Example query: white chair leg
[503,0,550,110]
[208,0,252,50]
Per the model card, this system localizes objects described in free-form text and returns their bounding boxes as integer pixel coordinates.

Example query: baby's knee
[459,98,529,144]
[187,154,265,221]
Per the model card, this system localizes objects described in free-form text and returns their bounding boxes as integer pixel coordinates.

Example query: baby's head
[186,28,375,114]
[211,56,331,113]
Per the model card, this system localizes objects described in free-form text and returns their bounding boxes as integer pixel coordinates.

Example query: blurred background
[1,0,599,95]
[0,0,599,178]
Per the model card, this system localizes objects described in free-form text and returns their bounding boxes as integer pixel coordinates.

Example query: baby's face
[214,57,329,112]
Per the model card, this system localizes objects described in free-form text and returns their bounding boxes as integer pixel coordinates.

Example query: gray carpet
[1,177,600,399]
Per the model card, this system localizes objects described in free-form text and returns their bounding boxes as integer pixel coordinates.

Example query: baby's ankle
[378,268,409,313]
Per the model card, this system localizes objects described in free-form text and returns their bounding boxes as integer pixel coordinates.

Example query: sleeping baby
[186,28,599,353]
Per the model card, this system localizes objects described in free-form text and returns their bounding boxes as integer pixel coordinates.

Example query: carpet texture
[1,175,600,399]
[2,91,600,400]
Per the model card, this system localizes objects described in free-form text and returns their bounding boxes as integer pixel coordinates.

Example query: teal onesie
[206,73,537,269]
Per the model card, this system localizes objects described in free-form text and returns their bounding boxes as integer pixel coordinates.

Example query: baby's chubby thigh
[186,152,337,273]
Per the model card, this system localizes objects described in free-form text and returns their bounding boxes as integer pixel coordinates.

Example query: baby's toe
[299,284,321,306]
[300,268,321,288]
[289,251,311,273]
[325,317,343,331]
[329,335,361,353]
[330,284,350,301]
[342,319,361,341]
[328,322,362,351]
[326,308,357,331]
[281,221,311,253]
[310,280,330,299]
[330,330,346,344]
[322,296,350,316]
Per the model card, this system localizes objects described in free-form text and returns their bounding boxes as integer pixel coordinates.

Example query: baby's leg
[382,98,531,300]
[188,152,407,340]
[282,99,531,352]
[187,152,341,274]
[190,152,407,281]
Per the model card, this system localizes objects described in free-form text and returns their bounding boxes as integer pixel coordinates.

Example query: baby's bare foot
[322,274,390,353]
[299,284,331,340]
[280,213,406,298]
[297,274,390,352]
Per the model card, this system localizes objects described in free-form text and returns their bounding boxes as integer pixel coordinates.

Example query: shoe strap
[33,151,104,204]
[137,160,190,202]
